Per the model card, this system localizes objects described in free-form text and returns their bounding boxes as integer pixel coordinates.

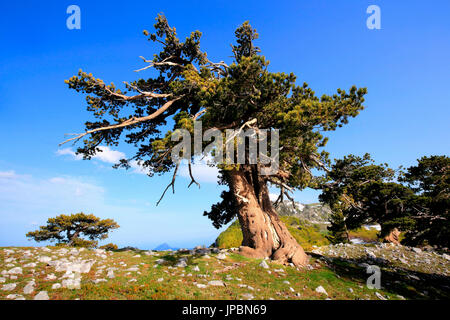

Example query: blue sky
[1,0,449,249]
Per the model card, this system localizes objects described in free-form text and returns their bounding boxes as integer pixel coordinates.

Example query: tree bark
[227,168,309,267]
[383,227,401,245]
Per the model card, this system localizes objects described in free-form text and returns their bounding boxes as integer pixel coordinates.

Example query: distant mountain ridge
[153,243,179,251]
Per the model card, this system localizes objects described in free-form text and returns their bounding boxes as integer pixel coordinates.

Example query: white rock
[62,279,81,289]
[38,256,52,263]
[175,260,187,268]
[196,283,207,289]
[107,270,115,279]
[157,278,164,282]
[24,262,37,268]
[2,283,17,291]
[126,267,140,272]
[80,261,94,273]
[216,253,227,260]
[45,273,57,281]
[92,279,107,284]
[259,260,269,269]
[208,280,225,286]
[52,283,62,289]
[0,277,5,283]
[315,286,328,296]
[6,294,25,300]
[187,266,198,273]
[412,247,422,254]
[366,250,377,260]
[242,293,254,300]
[375,292,387,300]
[7,267,22,274]
[33,291,49,300]
[23,281,35,294]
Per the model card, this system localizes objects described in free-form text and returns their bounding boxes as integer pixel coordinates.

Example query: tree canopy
[26,213,119,247]
[61,14,367,266]
[321,154,449,247]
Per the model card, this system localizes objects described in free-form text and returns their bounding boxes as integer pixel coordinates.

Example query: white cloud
[56,148,83,160]
[57,146,125,164]
[0,170,105,212]
[56,146,219,182]
[92,147,125,164]
[269,193,279,202]
[0,170,18,179]
[179,156,219,184]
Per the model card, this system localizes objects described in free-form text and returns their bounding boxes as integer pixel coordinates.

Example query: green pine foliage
[26,213,119,247]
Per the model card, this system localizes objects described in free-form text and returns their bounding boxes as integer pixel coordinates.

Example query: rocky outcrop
[275,201,331,224]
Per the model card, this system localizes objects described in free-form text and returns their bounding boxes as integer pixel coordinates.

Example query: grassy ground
[1,246,447,300]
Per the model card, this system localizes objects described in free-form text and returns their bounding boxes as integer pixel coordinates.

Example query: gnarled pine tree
[62,15,367,267]
[26,213,119,247]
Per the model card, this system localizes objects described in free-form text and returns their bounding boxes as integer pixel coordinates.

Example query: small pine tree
[26,213,119,247]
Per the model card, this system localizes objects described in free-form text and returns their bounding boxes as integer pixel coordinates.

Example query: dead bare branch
[60,96,183,146]
[157,163,180,206]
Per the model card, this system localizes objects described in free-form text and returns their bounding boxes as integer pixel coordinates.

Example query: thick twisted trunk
[228,169,309,267]
[383,227,401,245]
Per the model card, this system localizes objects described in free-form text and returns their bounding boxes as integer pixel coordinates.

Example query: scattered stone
[315,286,328,296]
[375,292,387,300]
[107,270,115,279]
[7,267,22,274]
[127,267,140,272]
[38,256,52,263]
[6,294,25,300]
[2,283,17,291]
[62,278,81,289]
[24,262,37,268]
[196,283,207,289]
[216,253,227,260]
[208,280,225,286]
[33,291,49,300]
[259,260,269,269]
[92,279,107,284]
[52,283,62,289]
[242,293,254,300]
[192,266,200,272]
[175,260,187,268]
[45,273,57,281]
[23,281,35,294]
